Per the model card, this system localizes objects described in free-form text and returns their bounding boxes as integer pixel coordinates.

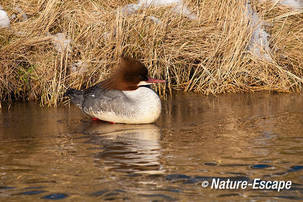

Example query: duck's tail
[64,88,84,107]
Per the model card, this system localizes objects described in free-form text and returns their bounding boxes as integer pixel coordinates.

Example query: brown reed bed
[0,0,303,106]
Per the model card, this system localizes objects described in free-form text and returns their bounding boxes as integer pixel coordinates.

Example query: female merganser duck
[65,57,165,124]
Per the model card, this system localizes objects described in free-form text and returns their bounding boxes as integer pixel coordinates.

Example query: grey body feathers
[65,85,161,124]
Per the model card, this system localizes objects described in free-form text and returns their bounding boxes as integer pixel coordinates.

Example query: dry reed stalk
[0,0,302,106]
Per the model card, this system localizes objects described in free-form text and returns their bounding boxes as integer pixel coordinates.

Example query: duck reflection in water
[84,123,163,175]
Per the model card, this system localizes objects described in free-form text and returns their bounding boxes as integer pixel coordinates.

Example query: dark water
[1,92,303,201]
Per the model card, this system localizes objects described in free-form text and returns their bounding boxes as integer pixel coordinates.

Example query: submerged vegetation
[0,0,303,106]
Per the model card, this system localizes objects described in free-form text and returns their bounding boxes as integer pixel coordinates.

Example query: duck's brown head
[102,57,165,91]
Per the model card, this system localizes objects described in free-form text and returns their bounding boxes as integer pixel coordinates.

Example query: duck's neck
[123,86,157,100]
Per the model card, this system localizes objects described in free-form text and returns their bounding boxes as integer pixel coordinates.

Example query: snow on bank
[279,0,302,9]
[51,33,71,53]
[71,61,89,75]
[259,0,303,9]
[246,1,272,61]
[246,0,303,60]
[14,6,28,21]
[122,0,197,20]
[0,5,10,28]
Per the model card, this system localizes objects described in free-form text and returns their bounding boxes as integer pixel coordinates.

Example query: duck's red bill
[147,78,166,83]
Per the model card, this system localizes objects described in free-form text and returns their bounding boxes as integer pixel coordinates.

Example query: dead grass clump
[0,0,303,105]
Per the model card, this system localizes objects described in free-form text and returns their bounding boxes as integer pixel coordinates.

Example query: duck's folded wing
[82,87,130,116]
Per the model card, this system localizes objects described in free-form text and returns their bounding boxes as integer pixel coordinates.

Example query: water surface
[0,93,303,201]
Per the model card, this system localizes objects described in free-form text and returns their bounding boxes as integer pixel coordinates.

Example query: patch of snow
[51,33,71,53]
[103,31,111,40]
[174,4,197,20]
[15,7,28,21]
[246,1,272,61]
[138,0,183,7]
[0,6,10,28]
[280,0,302,8]
[147,16,162,24]
[121,4,140,15]
[71,61,89,74]
[260,0,303,9]
[121,0,197,20]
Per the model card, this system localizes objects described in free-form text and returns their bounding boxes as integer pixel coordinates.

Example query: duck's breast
[123,87,162,123]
